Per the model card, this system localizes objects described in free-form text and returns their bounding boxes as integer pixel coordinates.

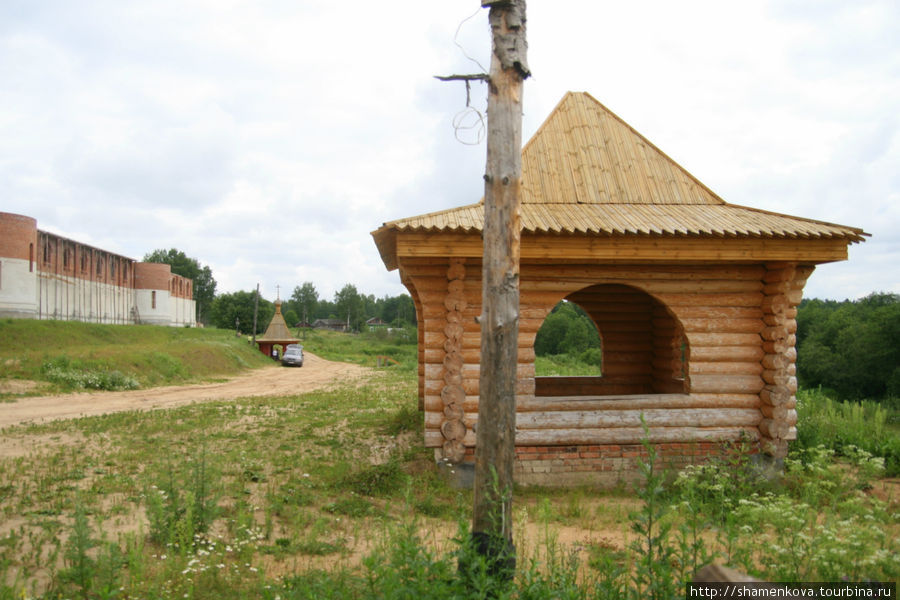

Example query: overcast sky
[2,1,897,303]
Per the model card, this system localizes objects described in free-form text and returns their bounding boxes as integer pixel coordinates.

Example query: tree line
[797,292,899,401]
[208,282,416,335]
[146,249,897,400]
[143,248,415,335]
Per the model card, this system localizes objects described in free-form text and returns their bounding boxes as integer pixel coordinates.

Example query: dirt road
[0,352,372,430]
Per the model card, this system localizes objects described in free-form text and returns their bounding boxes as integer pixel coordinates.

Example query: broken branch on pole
[434,73,490,82]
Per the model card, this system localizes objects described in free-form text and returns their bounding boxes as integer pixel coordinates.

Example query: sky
[2,1,898,304]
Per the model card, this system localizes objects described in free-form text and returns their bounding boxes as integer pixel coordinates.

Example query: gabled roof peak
[521,91,724,206]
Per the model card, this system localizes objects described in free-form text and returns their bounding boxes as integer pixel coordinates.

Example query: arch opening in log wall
[530,283,689,399]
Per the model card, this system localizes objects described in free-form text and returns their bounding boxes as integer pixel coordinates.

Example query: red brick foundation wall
[457,441,755,487]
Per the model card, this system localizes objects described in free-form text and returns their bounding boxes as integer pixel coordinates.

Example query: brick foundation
[453,441,755,487]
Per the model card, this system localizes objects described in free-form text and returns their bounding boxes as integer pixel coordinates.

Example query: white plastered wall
[0,258,38,318]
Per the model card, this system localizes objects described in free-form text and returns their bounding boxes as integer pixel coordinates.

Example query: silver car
[281,345,304,367]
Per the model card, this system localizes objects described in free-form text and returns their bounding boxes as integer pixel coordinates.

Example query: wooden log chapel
[371,92,867,486]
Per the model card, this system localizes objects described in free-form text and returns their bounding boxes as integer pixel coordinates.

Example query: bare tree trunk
[472,0,529,577]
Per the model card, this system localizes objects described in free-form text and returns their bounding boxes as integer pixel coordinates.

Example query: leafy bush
[579,347,603,367]
[41,356,139,391]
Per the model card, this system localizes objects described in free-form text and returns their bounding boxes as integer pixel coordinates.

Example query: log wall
[397,257,809,482]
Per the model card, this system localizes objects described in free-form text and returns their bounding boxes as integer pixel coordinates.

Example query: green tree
[534,310,569,355]
[563,317,598,354]
[534,301,600,356]
[143,248,217,325]
[334,284,366,332]
[377,293,417,327]
[209,290,273,334]
[797,292,900,400]
[291,282,318,325]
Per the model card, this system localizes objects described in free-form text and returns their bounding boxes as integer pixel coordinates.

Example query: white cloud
[1,1,897,302]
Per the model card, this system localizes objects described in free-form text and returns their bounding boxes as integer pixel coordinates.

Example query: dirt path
[0,352,371,431]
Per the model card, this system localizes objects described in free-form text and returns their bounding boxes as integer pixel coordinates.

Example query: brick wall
[456,441,752,487]
[0,212,37,261]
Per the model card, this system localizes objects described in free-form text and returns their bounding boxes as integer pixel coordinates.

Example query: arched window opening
[534,300,602,376]
[533,283,689,398]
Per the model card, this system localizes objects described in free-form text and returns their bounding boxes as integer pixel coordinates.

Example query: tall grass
[794,387,900,475]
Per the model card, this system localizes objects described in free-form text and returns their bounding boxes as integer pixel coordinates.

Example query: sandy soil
[0,351,370,431]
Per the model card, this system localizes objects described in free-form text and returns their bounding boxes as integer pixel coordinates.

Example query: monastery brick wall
[0,212,195,327]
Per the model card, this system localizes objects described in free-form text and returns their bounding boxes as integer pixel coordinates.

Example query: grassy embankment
[0,319,273,399]
[0,321,897,598]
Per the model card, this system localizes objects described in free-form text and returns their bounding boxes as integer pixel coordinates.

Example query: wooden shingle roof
[256,300,300,344]
[372,92,866,268]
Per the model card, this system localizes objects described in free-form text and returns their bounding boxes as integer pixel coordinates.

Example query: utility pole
[436,0,529,576]
[251,283,260,345]
[474,0,530,575]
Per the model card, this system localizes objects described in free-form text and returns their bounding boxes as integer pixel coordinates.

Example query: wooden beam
[396,232,851,263]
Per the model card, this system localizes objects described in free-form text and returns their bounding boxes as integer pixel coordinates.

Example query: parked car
[281,345,304,367]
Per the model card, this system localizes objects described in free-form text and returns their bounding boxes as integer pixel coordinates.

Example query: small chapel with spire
[255,288,300,359]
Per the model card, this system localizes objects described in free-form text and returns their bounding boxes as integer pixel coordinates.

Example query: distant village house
[312,318,348,332]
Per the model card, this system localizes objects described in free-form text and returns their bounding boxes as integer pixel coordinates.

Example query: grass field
[0,323,898,598]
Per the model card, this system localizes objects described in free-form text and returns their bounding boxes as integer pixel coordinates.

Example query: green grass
[0,320,272,397]
[1,321,898,597]
[299,327,417,371]
[1,365,896,598]
[535,353,602,376]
